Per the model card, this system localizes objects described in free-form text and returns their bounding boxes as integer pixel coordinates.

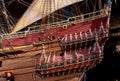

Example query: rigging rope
[76,2,82,15]
[71,5,76,16]
[52,0,55,23]
[40,0,46,30]
[17,0,30,7]
[5,0,16,6]
[93,0,97,12]
[86,0,91,13]
[0,0,14,51]
[89,0,95,12]
[69,0,87,16]
[48,0,52,37]
[53,0,60,40]
[1,0,16,33]
[98,0,102,10]
[0,26,14,51]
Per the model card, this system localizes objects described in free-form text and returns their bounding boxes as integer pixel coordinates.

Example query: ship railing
[1,9,108,39]
[36,58,97,71]
[33,10,107,30]
[27,29,39,34]
[3,34,20,39]
[2,34,12,39]
[67,10,107,24]
[22,26,39,34]
[16,32,26,38]
[1,31,20,39]
[36,53,101,70]
[2,27,39,39]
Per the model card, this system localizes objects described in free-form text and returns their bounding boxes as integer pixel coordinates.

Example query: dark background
[85,0,120,81]
[5,0,120,20]
[4,0,33,18]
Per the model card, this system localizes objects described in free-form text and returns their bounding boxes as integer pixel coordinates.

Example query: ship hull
[0,14,109,81]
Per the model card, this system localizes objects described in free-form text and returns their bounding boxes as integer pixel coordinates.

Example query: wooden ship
[0,0,112,81]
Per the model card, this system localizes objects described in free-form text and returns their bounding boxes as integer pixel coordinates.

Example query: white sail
[11,0,83,33]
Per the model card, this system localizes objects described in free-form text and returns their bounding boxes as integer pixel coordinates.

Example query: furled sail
[11,0,83,34]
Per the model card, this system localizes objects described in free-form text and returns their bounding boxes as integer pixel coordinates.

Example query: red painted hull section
[2,17,107,48]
